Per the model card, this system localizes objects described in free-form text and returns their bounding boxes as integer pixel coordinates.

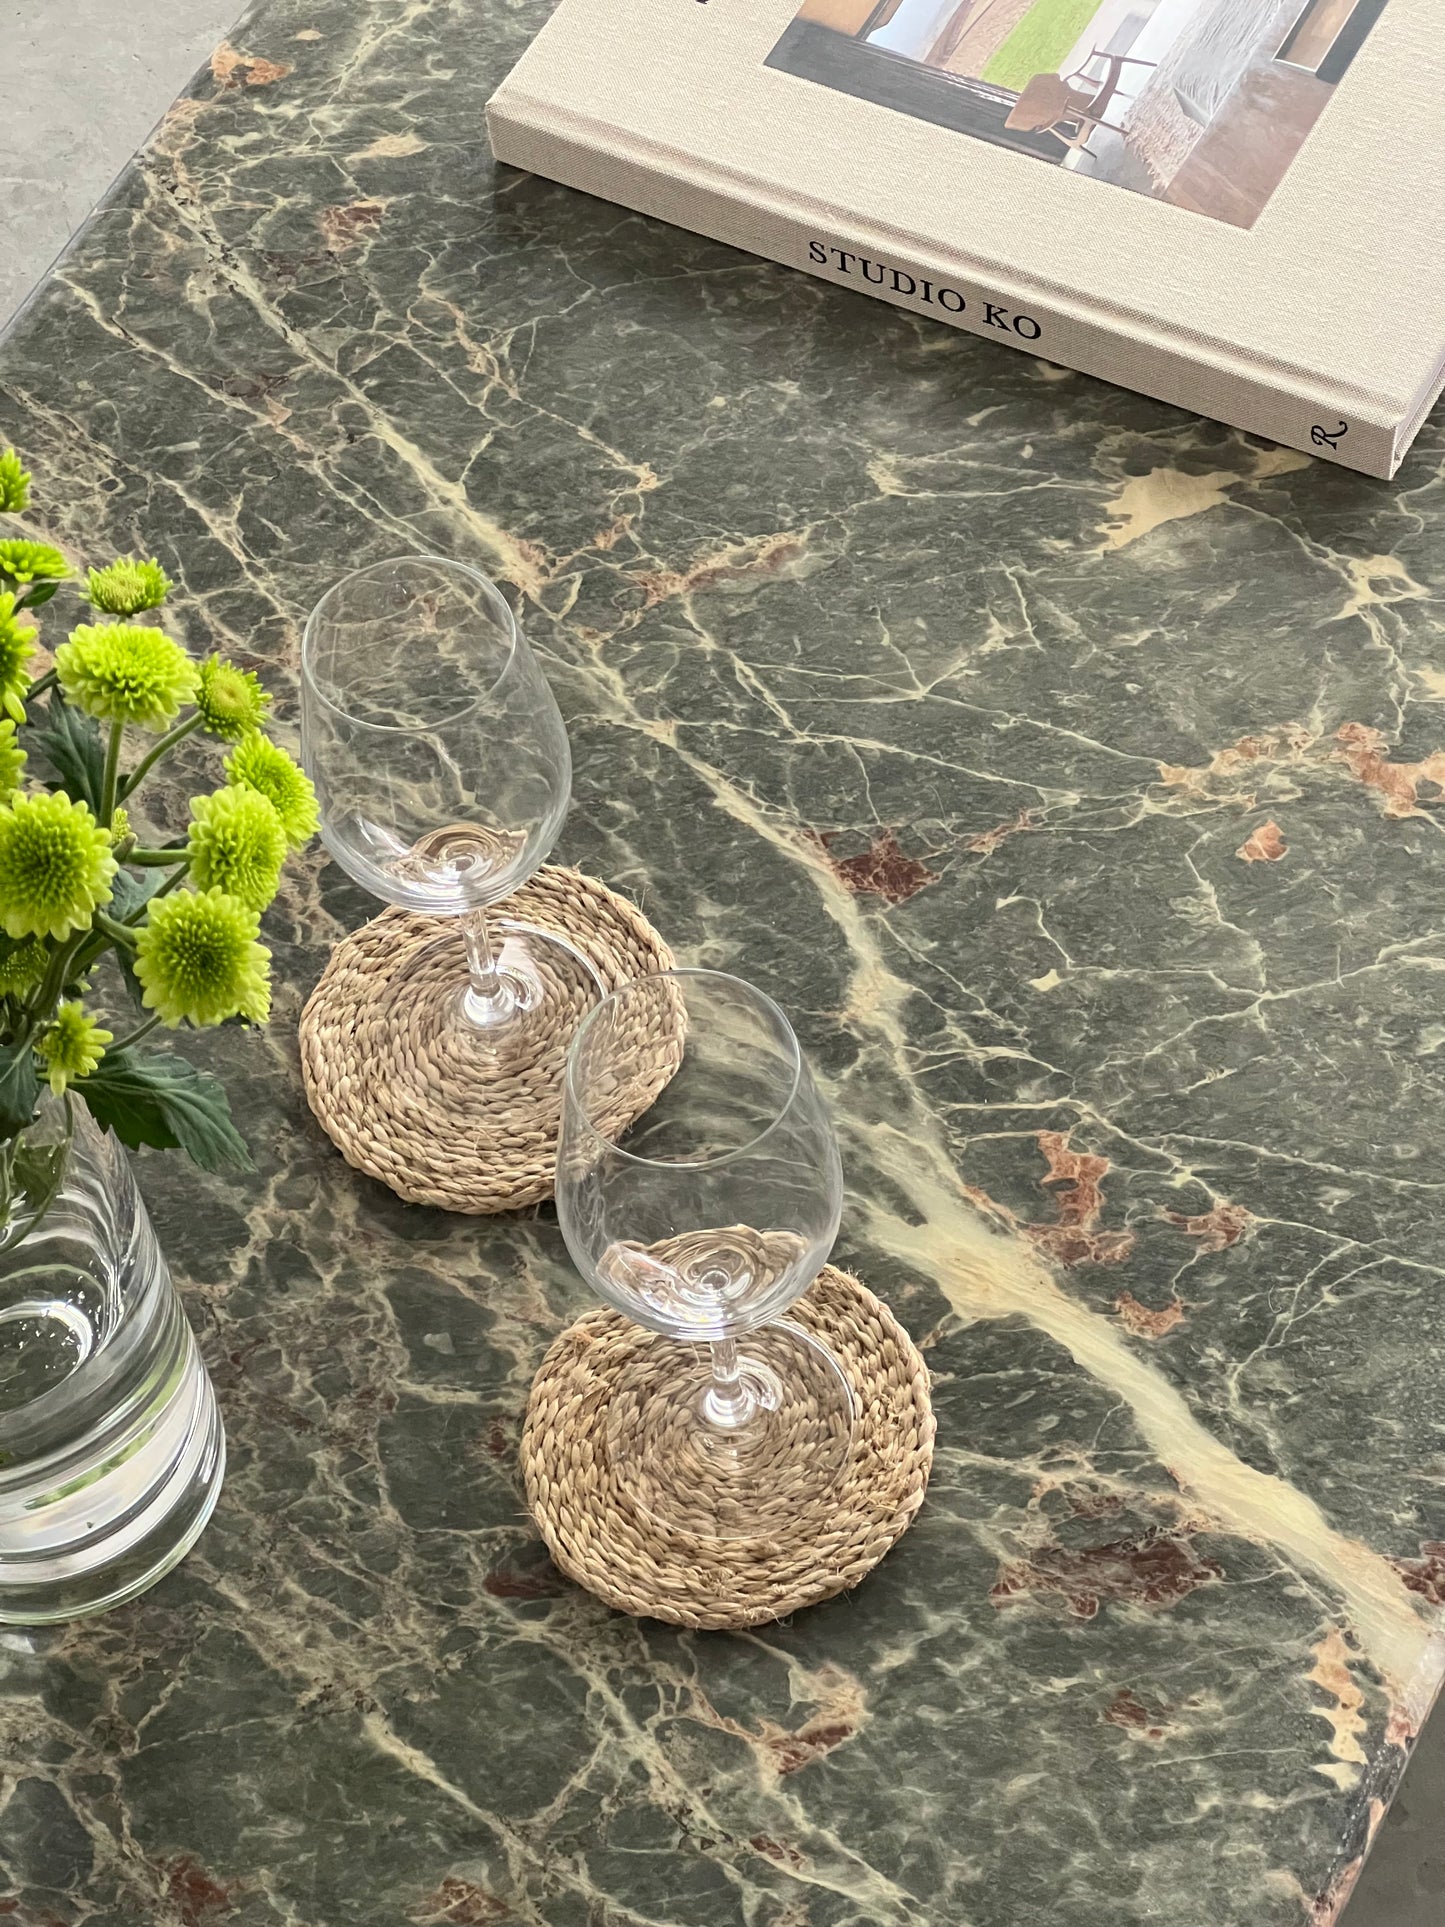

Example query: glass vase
[0,1098,225,1623]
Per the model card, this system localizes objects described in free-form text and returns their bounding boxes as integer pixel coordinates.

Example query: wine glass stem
[461,907,517,1029]
[703,1335,757,1430]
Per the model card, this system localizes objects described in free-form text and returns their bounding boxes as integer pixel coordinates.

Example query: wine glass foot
[381,919,605,1076]
[605,1323,856,1542]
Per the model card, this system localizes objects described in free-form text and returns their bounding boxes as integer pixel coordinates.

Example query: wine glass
[300,555,602,1073]
[555,969,854,1540]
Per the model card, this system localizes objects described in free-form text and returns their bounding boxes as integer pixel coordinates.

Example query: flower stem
[95,910,139,949]
[120,711,203,800]
[22,931,88,1034]
[100,721,124,823]
[26,667,57,699]
[108,1012,161,1054]
[128,847,189,867]
[0,1096,76,1257]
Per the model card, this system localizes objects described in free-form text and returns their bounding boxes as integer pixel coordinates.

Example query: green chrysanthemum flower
[108,806,131,844]
[224,731,318,851]
[0,791,118,940]
[0,539,69,585]
[195,655,271,741]
[0,450,30,514]
[55,623,198,731]
[0,593,37,725]
[0,719,25,797]
[186,785,287,911]
[133,888,271,1028]
[84,555,173,616]
[38,1003,113,1095]
[0,935,47,995]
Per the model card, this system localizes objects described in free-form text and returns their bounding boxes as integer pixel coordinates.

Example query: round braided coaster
[299,866,680,1213]
[521,1266,935,1629]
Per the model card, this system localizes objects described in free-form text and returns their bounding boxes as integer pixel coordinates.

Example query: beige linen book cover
[488,0,1445,477]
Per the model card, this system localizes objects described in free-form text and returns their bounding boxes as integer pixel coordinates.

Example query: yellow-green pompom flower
[0,936,47,995]
[0,592,36,724]
[186,785,286,911]
[0,791,118,940]
[0,450,30,514]
[0,539,69,585]
[195,655,271,741]
[0,719,25,797]
[55,622,198,731]
[133,888,271,1028]
[38,1003,113,1095]
[84,556,173,616]
[225,730,318,851]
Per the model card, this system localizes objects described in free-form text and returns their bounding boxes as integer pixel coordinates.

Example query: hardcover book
[487,0,1445,478]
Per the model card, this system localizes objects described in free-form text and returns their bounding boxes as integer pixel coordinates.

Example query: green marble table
[3,3,1445,1922]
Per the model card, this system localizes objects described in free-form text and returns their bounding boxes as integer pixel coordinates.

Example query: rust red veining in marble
[410,1879,514,1924]
[1157,724,1314,804]
[320,202,386,250]
[964,809,1037,856]
[1114,1290,1186,1339]
[991,1527,1225,1620]
[689,1665,864,1778]
[1236,820,1288,862]
[1164,1202,1256,1252]
[1332,722,1445,819]
[1310,1855,1366,1927]
[1390,1541,1445,1606]
[766,1715,859,1775]
[1159,721,1445,829]
[161,1857,236,1925]
[1102,1688,1170,1740]
[211,42,293,86]
[805,830,939,904]
[1024,1131,1136,1267]
[750,1835,807,1869]
[634,534,806,606]
[482,1560,567,1600]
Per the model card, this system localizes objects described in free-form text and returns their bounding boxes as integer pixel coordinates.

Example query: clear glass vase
[0,1098,224,1623]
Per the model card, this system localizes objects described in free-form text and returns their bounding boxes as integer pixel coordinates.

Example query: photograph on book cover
[766,0,1390,228]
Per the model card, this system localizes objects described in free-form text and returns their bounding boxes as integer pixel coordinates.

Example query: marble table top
[3,3,1445,1922]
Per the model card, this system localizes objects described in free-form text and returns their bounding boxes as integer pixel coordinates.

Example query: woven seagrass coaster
[299,866,679,1213]
[521,1266,935,1629]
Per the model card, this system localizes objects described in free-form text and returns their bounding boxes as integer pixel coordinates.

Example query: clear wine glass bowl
[556,969,854,1539]
[302,555,567,912]
[300,555,601,1067]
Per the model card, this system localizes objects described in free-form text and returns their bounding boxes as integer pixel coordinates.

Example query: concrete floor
[0,4,1442,1922]
[0,0,242,330]
[1346,1710,1445,1926]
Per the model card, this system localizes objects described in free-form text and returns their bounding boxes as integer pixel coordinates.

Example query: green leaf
[32,692,105,813]
[16,581,59,611]
[107,870,168,1010]
[74,1048,252,1173]
[11,1139,67,1204]
[0,1037,40,1135]
[0,1136,70,1253]
[109,870,168,920]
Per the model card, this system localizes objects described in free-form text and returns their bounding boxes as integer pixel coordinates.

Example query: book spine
[486,94,1404,481]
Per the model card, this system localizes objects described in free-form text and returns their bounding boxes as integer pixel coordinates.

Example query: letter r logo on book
[487,0,1425,477]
